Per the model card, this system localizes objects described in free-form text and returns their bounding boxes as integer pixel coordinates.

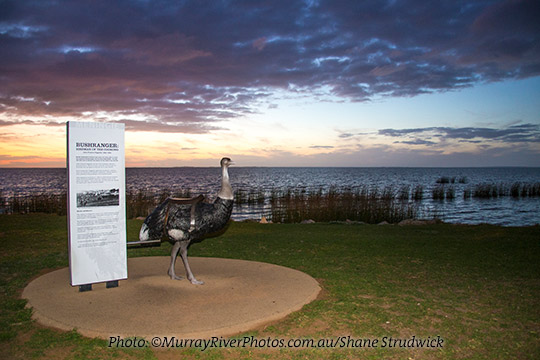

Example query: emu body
[138,158,234,284]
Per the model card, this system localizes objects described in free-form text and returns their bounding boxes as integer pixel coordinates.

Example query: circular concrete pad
[22,257,320,339]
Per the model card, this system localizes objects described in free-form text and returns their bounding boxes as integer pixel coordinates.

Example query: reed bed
[436,176,468,184]
[412,185,424,201]
[432,185,445,200]
[0,192,67,215]
[432,185,456,200]
[467,182,540,199]
[2,181,539,222]
[234,189,265,206]
[268,186,418,224]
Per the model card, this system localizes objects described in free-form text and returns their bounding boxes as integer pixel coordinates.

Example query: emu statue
[138,157,234,284]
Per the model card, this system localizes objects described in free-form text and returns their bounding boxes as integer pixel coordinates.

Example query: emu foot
[189,278,205,285]
[168,269,183,280]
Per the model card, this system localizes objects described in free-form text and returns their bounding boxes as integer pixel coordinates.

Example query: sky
[1,0,539,167]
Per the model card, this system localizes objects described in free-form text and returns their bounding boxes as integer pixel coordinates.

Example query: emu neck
[217,166,233,200]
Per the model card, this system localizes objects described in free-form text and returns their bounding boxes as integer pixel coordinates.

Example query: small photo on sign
[76,189,120,207]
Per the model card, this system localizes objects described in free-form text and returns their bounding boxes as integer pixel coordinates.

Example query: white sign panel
[67,121,127,286]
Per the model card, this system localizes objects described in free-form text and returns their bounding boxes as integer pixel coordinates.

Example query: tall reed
[398,185,410,201]
[412,185,424,201]
[2,181,539,222]
[432,186,445,200]
[446,186,455,200]
[436,176,467,184]
[471,182,540,199]
[2,193,67,215]
[269,186,417,224]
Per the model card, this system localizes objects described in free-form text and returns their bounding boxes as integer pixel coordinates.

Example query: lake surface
[1,167,539,226]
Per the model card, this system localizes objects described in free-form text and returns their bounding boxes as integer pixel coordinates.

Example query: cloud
[309,145,334,149]
[230,141,539,167]
[378,123,540,144]
[394,139,437,146]
[0,119,36,127]
[1,0,539,133]
[118,120,224,134]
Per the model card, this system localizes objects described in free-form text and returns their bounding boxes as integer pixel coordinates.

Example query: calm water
[1,167,539,226]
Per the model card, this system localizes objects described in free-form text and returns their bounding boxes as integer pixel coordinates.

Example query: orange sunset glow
[1,0,539,167]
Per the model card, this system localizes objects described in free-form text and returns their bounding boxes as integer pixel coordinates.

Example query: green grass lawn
[1,214,539,359]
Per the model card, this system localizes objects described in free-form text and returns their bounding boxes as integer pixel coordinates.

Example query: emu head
[220,157,234,167]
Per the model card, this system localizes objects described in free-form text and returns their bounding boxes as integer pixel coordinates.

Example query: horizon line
[2,165,540,169]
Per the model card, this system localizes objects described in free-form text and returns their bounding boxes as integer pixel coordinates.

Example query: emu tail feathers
[139,199,169,242]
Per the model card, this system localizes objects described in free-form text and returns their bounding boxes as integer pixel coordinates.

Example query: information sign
[67,121,127,286]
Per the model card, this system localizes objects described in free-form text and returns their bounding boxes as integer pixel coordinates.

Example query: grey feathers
[142,197,233,243]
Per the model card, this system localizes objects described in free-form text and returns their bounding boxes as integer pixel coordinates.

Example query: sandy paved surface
[22,257,320,339]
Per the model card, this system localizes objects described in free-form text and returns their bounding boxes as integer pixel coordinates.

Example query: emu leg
[167,241,183,280]
[179,241,204,285]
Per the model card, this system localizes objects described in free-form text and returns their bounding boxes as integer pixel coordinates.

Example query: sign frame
[67,121,128,287]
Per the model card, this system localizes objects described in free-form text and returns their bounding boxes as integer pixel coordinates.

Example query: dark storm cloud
[379,123,540,144]
[1,0,539,132]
